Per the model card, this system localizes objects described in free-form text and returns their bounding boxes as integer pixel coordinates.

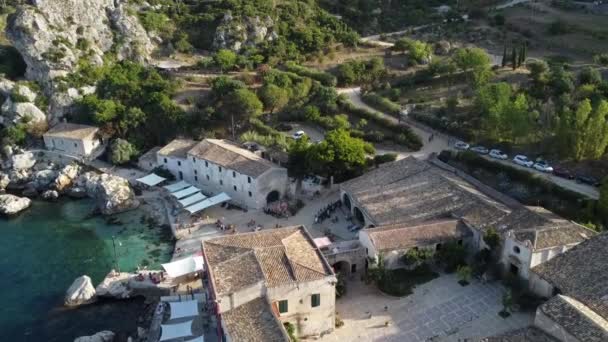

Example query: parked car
[489,149,508,160]
[533,161,554,173]
[513,155,534,167]
[470,146,489,154]
[454,141,470,150]
[576,175,601,187]
[292,130,306,139]
[553,167,574,180]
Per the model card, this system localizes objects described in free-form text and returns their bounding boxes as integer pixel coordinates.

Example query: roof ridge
[213,248,256,267]
[205,139,273,164]
[368,219,459,233]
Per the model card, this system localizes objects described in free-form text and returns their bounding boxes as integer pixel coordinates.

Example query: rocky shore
[0,148,139,216]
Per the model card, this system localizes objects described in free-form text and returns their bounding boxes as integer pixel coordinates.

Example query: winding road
[339,87,600,199]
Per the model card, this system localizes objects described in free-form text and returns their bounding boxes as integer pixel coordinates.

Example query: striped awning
[178,192,207,207]
[171,186,200,199]
[164,181,190,193]
[184,192,231,214]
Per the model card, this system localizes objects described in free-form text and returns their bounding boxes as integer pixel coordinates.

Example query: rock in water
[64,275,97,307]
[11,152,36,170]
[95,271,132,299]
[0,194,31,215]
[41,190,59,201]
[0,172,9,191]
[79,172,140,215]
[74,331,115,342]
[54,163,81,191]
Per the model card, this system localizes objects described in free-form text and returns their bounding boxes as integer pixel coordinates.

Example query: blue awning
[184,193,231,214]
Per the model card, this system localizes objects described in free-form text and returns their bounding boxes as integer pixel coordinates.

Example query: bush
[361,92,401,117]
[110,138,138,165]
[284,62,337,87]
[436,242,467,273]
[1,123,27,145]
[373,153,397,166]
[593,53,608,66]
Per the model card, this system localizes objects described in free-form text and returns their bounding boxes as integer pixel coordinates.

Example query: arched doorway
[342,193,351,210]
[353,207,365,225]
[332,260,351,275]
[266,190,280,204]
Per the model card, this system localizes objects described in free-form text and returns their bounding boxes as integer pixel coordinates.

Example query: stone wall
[534,307,580,341]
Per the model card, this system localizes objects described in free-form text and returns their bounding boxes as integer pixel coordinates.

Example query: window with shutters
[311,294,320,308]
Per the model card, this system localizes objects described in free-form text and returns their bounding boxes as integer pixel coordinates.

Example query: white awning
[184,337,204,342]
[168,300,199,320]
[184,192,231,214]
[178,192,207,207]
[160,320,193,341]
[171,186,200,199]
[313,237,332,249]
[164,180,190,193]
[162,256,204,278]
[136,173,166,186]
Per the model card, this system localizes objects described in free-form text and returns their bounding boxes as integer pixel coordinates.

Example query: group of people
[263,201,291,218]
[135,271,165,284]
[314,200,342,224]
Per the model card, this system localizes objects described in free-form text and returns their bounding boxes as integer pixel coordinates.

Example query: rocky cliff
[213,13,277,51]
[7,0,154,88]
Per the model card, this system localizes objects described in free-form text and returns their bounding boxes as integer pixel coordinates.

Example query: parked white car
[513,155,534,167]
[533,161,554,173]
[292,130,306,139]
[489,149,508,160]
[454,141,470,150]
[470,146,489,154]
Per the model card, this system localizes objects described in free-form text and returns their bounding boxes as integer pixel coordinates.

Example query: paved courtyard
[318,274,534,342]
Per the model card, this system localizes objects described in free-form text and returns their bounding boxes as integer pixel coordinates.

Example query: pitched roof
[203,226,334,296]
[540,295,608,342]
[341,157,510,227]
[138,146,161,163]
[479,326,557,342]
[44,123,98,139]
[364,220,472,252]
[532,233,608,324]
[188,139,276,177]
[513,224,593,250]
[157,139,197,158]
[222,297,289,342]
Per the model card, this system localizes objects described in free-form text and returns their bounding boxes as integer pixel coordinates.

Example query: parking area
[318,274,534,342]
[283,122,326,143]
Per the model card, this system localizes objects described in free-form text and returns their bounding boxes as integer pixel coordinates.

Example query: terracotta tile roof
[479,326,557,342]
[540,295,608,342]
[188,139,276,177]
[138,146,161,163]
[365,220,472,252]
[203,226,334,296]
[341,157,510,227]
[157,139,197,158]
[532,233,608,324]
[44,123,99,139]
[222,297,289,342]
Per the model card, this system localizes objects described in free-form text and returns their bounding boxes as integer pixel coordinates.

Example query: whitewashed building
[202,226,337,341]
[157,138,288,209]
[43,123,102,158]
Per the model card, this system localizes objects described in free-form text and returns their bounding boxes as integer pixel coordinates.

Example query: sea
[0,198,173,341]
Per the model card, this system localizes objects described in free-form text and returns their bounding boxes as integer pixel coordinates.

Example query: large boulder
[10,152,36,170]
[7,169,31,187]
[0,98,46,126]
[213,13,276,51]
[95,271,132,299]
[0,194,31,215]
[34,169,59,189]
[7,0,154,89]
[64,275,97,307]
[55,163,81,192]
[41,189,59,201]
[79,172,140,215]
[74,331,115,342]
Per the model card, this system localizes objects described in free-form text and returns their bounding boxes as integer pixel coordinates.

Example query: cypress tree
[502,44,507,67]
[521,43,527,64]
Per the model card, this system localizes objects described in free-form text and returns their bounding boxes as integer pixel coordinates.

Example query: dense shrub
[362,92,401,117]
[284,62,337,86]
[335,58,387,86]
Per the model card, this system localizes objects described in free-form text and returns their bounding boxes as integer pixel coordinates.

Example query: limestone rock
[8,169,31,186]
[67,186,87,198]
[96,272,132,299]
[14,84,38,103]
[11,152,36,170]
[74,331,115,342]
[435,40,452,55]
[34,169,58,189]
[55,163,81,191]
[0,194,31,215]
[0,78,15,95]
[79,172,139,215]
[7,0,155,90]
[65,275,97,307]
[41,189,59,201]
[213,13,276,51]
[0,172,9,191]
[22,183,38,197]
[1,98,46,126]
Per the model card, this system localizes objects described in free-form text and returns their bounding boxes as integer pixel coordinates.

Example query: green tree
[457,265,472,285]
[511,46,517,70]
[259,84,289,114]
[394,38,411,54]
[408,40,433,63]
[307,129,371,181]
[214,49,237,72]
[501,44,507,68]
[288,135,313,180]
[453,47,491,72]
[110,138,138,165]
[223,88,263,120]
[578,67,602,85]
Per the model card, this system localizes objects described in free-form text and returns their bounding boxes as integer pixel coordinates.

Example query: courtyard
[318,274,534,342]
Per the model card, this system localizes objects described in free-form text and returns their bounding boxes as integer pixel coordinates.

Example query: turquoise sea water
[0,199,173,341]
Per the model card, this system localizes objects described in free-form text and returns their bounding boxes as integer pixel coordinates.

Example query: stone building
[202,226,336,341]
[43,123,102,158]
[157,138,288,209]
[137,146,161,172]
[359,220,472,269]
